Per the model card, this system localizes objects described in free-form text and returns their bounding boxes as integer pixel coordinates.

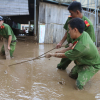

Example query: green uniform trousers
[69,65,100,90]
[1,42,16,57]
[57,44,72,70]
[57,58,72,70]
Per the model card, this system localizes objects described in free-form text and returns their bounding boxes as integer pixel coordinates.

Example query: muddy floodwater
[0,41,100,100]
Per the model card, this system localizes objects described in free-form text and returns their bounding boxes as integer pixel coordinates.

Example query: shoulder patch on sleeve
[68,15,72,17]
[0,25,5,29]
[72,41,78,49]
[84,20,90,27]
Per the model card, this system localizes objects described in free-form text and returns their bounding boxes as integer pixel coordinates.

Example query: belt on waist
[11,40,17,43]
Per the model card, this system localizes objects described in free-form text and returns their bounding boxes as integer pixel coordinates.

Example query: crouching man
[0,16,17,58]
[45,18,100,90]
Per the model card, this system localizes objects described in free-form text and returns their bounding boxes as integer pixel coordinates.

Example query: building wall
[39,2,69,44]
[44,0,100,9]
[77,0,100,9]
[39,2,99,45]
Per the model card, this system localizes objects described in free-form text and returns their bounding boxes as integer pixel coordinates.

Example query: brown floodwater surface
[0,42,100,100]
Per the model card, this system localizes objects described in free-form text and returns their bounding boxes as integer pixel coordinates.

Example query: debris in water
[4,70,7,74]
[59,81,66,85]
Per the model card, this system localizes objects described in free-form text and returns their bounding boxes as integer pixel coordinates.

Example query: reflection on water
[95,94,100,100]
[0,42,100,99]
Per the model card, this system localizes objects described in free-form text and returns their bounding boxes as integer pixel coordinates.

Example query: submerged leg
[57,58,72,70]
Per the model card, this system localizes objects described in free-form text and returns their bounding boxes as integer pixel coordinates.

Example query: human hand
[45,53,51,58]
[56,43,62,49]
[68,43,73,48]
[8,46,10,50]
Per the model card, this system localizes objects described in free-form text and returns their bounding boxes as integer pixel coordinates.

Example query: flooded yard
[0,41,100,100]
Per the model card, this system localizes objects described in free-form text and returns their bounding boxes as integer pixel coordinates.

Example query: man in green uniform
[45,18,100,90]
[56,1,96,70]
[0,16,17,58]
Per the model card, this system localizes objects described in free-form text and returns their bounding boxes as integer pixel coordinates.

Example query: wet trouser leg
[57,58,72,70]
[10,42,16,57]
[69,65,100,90]
[57,44,72,70]
[1,42,16,57]
[1,45,5,55]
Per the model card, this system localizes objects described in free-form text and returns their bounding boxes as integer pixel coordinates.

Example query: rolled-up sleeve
[65,49,83,61]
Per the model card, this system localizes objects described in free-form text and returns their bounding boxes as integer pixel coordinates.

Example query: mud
[0,41,100,100]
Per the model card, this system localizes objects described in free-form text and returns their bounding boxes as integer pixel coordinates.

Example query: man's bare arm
[8,35,12,50]
[56,31,67,49]
[56,43,73,53]
[45,53,67,58]
[56,47,71,53]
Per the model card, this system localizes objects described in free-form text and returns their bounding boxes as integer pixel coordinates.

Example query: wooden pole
[3,38,10,60]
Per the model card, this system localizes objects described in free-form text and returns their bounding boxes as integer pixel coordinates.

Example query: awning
[0,0,29,16]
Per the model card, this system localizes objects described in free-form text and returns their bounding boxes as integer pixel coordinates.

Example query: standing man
[0,16,17,58]
[56,1,96,70]
[45,18,100,90]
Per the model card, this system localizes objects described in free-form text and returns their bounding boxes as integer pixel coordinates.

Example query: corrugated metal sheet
[99,0,100,7]
[0,0,29,16]
[45,0,100,10]
[48,0,72,3]
[39,2,69,44]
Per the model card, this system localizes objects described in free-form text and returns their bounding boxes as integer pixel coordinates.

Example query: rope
[9,47,56,67]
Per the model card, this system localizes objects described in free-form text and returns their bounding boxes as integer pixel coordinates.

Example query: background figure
[56,1,95,70]
[0,16,17,58]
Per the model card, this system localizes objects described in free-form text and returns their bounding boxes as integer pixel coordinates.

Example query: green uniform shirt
[65,31,100,68]
[0,23,16,41]
[64,16,96,43]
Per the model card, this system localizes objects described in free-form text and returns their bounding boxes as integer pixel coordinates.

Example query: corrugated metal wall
[39,2,69,44]
[97,28,100,46]
[52,0,72,3]
[0,0,29,16]
[99,0,100,7]
[46,0,72,3]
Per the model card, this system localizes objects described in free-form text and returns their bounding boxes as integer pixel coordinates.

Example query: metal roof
[0,0,29,16]
[43,0,100,11]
